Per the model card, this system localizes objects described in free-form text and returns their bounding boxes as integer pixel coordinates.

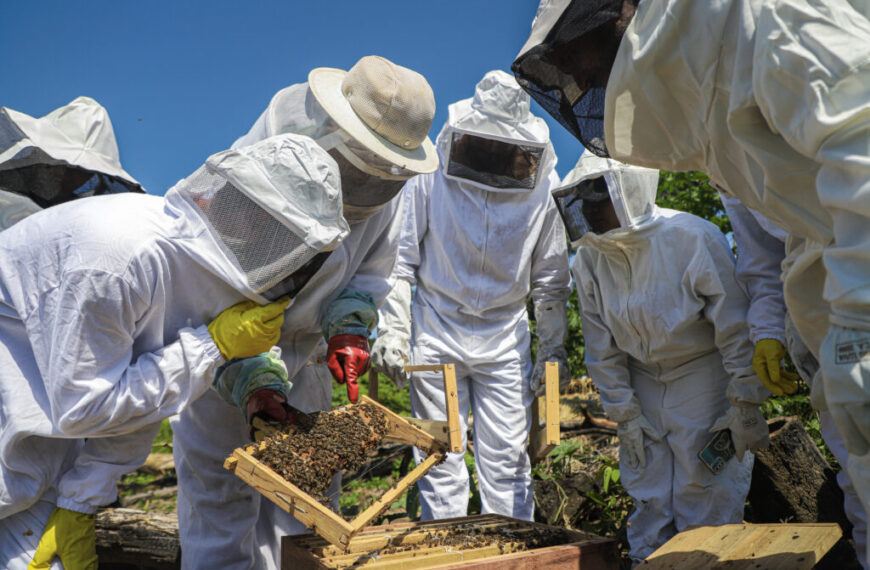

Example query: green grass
[332,370,411,416]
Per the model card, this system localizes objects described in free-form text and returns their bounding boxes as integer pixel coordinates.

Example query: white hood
[0,96,142,189]
[437,70,557,192]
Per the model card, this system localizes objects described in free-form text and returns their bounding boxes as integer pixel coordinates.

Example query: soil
[252,403,389,501]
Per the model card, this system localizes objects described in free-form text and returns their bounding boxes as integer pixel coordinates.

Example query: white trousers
[621,359,753,563]
[409,342,534,521]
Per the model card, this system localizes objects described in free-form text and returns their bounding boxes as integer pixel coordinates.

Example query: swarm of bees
[252,403,389,502]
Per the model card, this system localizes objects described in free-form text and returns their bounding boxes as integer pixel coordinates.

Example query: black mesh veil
[0,163,143,208]
[512,0,627,157]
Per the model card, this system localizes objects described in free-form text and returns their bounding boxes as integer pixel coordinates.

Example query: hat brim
[308,67,439,175]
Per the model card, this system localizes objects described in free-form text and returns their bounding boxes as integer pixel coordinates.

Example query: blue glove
[213,346,292,419]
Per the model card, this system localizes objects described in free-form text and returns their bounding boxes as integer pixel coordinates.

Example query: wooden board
[529,361,561,464]
[640,523,843,569]
[404,363,463,452]
[282,513,619,570]
[224,397,447,550]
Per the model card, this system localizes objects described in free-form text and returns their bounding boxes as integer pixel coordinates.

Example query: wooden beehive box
[224,395,449,549]
[281,513,620,569]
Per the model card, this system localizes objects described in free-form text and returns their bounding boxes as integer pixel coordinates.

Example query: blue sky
[0,1,585,195]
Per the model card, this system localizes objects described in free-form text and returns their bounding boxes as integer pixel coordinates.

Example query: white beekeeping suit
[724,197,868,568]
[561,152,767,563]
[171,56,439,570]
[514,3,870,564]
[371,70,571,522]
[0,133,347,569]
[0,96,143,230]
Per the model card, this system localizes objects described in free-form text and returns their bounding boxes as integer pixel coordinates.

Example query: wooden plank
[404,364,445,372]
[642,523,843,569]
[545,361,560,446]
[349,452,444,533]
[407,418,451,448]
[358,395,442,454]
[368,368,378,402]
[443,540,619,570]
[442,364,463,452]
[224,448,354,548]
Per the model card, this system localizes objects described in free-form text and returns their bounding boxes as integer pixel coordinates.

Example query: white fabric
[0,96,140,188]
[174,82,406,568]
[821,411,870,570]
[617,366,754,562]
[438,70,556,194]
[0,189,41,231]
[604,4,870,563]
[206,135,348,252]
[573,202,758,560]
[719,195,787,345]
[398,75,569,521]
[530,299,570,396]
[410,344,534,520]
[558,151,659,235]
[372,279,413,389]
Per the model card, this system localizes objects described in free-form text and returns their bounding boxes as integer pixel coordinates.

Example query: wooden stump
[747,416,860,569]
[96,508,180,569]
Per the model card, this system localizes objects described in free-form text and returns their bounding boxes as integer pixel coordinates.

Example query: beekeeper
[370,70,571,522]
[556,151,768,562]
[171,55,439,569]
[513,3,870,564]
[0,133,348,570]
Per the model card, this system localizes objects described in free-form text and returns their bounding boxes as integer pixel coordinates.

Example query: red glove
[246,389,297,441]
[326,334,370,403]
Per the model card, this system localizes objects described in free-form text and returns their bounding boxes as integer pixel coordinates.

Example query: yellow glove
[208,298,290,360]
[28,507,98,570]
[753,338,800,397]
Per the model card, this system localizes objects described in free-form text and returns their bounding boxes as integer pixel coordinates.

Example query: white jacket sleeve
[38,269,223,438]
[392,174,430,286]
[574,256,641,423]
[754,1,870,329]
[530,172,572,310]
[690,230,770,406]
[720,195,787,345]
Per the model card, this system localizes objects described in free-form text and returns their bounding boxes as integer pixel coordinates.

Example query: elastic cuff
[56,496,99,515]
[328,323,372,338]
[193,325,225,365]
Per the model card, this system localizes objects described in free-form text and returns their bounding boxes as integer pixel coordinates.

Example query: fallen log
[96,508,180,569]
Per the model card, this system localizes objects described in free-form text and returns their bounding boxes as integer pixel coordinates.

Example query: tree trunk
[96,508,180,570]
[747,415,860,569]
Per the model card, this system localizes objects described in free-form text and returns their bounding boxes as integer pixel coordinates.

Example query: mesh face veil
[181,166,326,301]
[512,0,634,157]
[552,175,609,240]
[315,128,415,223]
[444,130,546,192]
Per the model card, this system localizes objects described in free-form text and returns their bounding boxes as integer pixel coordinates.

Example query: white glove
[710,405,770,461]
[371,279,412,389]
[531,299,570,397]
[617,415,662,469]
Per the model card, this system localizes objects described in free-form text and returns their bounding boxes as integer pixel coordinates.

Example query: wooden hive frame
[529,361,561,464]
[225,396,446,549]
[281,513,619,569]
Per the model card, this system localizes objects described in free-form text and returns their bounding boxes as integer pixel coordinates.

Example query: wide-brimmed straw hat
[309,55,439,174]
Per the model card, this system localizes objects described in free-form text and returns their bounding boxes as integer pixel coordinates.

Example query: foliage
[332,370,411,416]
[151,419,173,454]
[656,171,732,235]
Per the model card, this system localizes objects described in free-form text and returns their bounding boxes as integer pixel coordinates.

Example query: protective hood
[512,0,628,157]
[232,78,427,224]
[0,96,144,206]
[165,133,349,301]
[437,70,557,193]
[552,150,658,242]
